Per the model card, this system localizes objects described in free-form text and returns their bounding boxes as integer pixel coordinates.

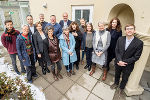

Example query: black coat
[115,36,143,70]
[33,31,50,63]
[107,29,122,59]
[59,20,72,28]
[70,31,82,49]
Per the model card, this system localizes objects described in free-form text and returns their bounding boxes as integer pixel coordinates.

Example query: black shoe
[76,65,79,70]
[84,65,88,69]
[118,88,124,95]
[21,70,26,73]
[45,67,50,73]
[42,68,46,75]
[33,74,38,77]
[110,83,118,89]
[16,71,21,75]
[88,66,91,71]
[27,80,33,83]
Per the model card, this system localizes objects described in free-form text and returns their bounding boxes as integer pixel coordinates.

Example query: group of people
[1,12,143,95]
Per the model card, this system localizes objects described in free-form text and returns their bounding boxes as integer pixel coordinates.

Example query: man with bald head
[39,13,48,31]
[59,12,72,28]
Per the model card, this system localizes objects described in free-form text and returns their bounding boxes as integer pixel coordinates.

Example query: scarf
[95,29,108,48]
[63,33,70,49]
[5,28,17,43]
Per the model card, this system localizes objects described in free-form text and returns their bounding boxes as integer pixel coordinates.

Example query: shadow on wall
[107,3,134,35]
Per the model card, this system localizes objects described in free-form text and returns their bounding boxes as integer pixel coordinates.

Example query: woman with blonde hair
[59,27,77,77]
[90,22,111,81]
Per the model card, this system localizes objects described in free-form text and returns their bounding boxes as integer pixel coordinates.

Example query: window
[72,6,93,25]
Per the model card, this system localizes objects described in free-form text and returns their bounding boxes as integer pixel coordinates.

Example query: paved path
[0,45,150,100]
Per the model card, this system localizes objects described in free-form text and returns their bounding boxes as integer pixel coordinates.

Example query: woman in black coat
[102,17,122,81]
[69,21,82,70]
[33,22,50,75]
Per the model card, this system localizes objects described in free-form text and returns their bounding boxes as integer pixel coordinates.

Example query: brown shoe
[102,68,107,81]
[81,60,84,65]
[67,72,71,77]
[52,70,59,81]
[57,70,63,79]
[70,70,76,75]
[89,65,96,76]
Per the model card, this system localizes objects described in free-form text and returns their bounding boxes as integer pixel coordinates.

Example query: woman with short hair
[90,22,111,81]
[59,27,77,77]
[46,26,63,81]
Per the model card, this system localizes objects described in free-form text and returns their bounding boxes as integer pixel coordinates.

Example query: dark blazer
[59,20,72,28]
[16,33,36,66]
[115,36,143,70]
[33,31,49,54]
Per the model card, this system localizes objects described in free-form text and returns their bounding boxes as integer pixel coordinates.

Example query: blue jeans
[9,54,25,73]
[51,60,62,72]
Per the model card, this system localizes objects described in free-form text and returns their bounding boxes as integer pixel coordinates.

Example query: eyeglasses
[126,28,134,30]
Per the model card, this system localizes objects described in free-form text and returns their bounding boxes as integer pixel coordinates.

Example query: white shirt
[40,34,46,40]
[125,36,134,50]
[63,21,68,29]
[29,26,34,34]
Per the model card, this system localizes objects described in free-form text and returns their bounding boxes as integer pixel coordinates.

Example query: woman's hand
[98,52,103,56]
[68,51,72,55]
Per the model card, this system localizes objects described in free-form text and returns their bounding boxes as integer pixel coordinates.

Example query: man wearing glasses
[110,24,143,96]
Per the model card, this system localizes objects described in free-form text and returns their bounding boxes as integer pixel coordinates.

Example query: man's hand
[38,54,41,58]
[117,61,128,66]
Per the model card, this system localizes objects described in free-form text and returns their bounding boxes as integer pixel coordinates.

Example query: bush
[0,72,34,100]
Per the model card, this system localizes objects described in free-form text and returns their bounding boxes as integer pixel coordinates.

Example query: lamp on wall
[43,3,47,8]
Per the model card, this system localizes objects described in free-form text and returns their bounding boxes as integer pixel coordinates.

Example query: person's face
[5,22,13,31]
[63,13,68,21]
[36,24,42,31]
[26,16,33,25]
[87,24,92,32]
[112,20,117,29]
[39,15,44,22]
[22,26,29,35]
[72,24,77,30]
[125,26,135,36]
[64,29,69,35]
[50,16,56,24]
[98,23,105,31]
[48,29,54,37]
[80,19,85,26]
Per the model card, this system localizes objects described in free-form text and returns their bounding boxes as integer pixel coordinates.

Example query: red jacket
[1,29,20,54]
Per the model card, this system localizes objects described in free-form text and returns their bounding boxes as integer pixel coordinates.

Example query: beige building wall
[29,0,150,68]
[29,0,150,33]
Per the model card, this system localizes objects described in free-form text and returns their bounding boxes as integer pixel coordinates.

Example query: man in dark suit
[26,15,37,34]
[110,24,143,95]
[59,12,72,29]
[39,13,48,31]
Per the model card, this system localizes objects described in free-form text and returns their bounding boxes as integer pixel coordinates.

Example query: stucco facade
[29,0,150,96]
